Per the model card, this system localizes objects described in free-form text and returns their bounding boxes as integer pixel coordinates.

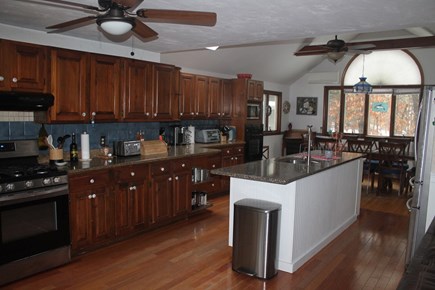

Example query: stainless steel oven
[0,140,71,286]
[247,102,261,120]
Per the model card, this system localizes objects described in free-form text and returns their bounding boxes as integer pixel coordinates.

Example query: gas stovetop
[0,140,68,195]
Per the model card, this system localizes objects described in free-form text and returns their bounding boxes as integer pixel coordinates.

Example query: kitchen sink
[276,156,322,165]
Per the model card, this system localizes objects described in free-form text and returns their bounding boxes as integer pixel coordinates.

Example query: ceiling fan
[40,0,217,39]
[295,35,435,61]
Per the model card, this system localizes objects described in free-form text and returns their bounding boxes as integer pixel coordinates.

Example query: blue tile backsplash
[0,119,219,150]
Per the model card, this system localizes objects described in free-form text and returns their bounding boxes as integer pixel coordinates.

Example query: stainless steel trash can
[232,198,281,279]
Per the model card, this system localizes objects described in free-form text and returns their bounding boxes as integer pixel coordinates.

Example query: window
[323,50,422,137]
[324,87,420,137]
[262,90,282,134]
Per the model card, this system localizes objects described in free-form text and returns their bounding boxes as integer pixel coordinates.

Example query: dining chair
[299,131,317,152]
[376,141,408,196]
[346,139,375,191]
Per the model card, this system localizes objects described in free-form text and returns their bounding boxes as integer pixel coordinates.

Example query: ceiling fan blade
[349,44,376,50]
[46,16,97,30]
[137,9,217,26]
[39,0,101,11]
[132,19,158,39]
[294,45,330,56]
[113,0,144,10]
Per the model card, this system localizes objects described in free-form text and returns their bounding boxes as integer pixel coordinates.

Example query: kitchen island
[211,151,365,273]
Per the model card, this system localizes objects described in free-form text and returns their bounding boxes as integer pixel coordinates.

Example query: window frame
[262,90,282,135]
[322,85,422,137]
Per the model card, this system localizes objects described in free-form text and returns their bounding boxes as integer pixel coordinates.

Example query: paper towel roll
[186,126,195,144]
[81,132,90,160]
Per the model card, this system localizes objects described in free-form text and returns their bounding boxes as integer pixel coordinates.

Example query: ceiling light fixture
[206,46,219,51]
[327,51,345,63]
[353,54,373,93]
[96,6,135,36]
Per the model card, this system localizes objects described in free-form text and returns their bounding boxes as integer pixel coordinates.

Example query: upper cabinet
[89,54,121,122]
[152,63,180,121]
[0,39,49,92]
[121,59,153,121]
[247,79,264,102]
[179,73,208,119]
[50,49,121,123]
[50,48,88,122]
[209,78,232,119]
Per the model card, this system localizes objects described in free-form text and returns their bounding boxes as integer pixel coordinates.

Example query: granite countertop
[211,151,365,185]
[49,141,245,175]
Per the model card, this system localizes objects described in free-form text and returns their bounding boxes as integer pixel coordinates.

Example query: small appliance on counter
[195,129,221,143]
[171,125,187,145]
[113,140,141,156]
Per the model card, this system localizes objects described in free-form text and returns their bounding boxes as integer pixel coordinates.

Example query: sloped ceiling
[1,0,435,85]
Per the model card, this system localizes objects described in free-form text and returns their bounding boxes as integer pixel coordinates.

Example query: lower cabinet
[113,164,149,236]
[218,145,245,192]
[149,159,191,225]
[69,170,115,254]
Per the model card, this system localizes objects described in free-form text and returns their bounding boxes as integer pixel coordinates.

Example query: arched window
[323,50,423,137]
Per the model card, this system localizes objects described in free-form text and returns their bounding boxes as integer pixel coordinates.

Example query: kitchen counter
[212,150,365,273]
[211,151,364,184]
[48,141,245,174]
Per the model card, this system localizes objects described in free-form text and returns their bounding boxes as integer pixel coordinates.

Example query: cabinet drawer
[150,162,170,176]
[69,170,110,189]
[208,156,222,170]
[221,146,244,156]
[113,165,148,181]
[172,158,191,173]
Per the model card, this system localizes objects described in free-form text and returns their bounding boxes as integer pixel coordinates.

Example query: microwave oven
[247,102,261,119]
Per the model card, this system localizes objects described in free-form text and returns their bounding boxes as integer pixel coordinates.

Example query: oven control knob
[43,178,52,185]
[6,183,15,191]
[25,180,34,188]
[53,177,62,183]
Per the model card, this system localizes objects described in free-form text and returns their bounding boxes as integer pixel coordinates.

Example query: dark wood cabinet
[247,79,264,102]
[221,79,233,119]
[69,170,115,254]
[179,73,208,119]
[113,164,149,236]
[208,77,222,119]
[89,54,121,122]
[149,158,191,225]
[0,39,48,92]
[152,63,179,121]
[49,50,121,122]
[121,59,153,121]
[50,48,88,122]
[221,145,245,191]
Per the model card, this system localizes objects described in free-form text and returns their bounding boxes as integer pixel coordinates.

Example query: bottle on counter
[70,133,78,162]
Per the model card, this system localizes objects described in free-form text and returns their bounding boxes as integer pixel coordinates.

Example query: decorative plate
[283,101,291,114]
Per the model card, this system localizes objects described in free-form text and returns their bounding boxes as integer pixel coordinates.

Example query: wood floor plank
[3,189,409,290]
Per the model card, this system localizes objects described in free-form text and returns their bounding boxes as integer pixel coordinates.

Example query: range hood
[0,91,54,111]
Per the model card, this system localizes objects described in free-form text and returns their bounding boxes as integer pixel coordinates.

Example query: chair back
[316,138,336,151]
[347,139,373,154]
[378,141,407,167]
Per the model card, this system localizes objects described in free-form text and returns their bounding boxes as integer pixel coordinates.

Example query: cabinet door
[221,79,233,118]
[247,80,264,102]
[89,54,121,122]
[179,73,195,118]
[254,81,264,102]
[69,190,93,251]
[91,186,115,245]
[150,172,173,224]
[173,170,192,216]
[208,77,221,118]
[195,75,208,118]
[1,40,48,92]
[122,59,153,120]
[152,64,177,120]
[50,48,88,122]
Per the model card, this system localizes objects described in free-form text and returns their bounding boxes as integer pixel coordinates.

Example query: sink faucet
[307,125,313,165]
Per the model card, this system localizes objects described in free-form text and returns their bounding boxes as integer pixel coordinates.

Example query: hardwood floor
[3,188,409,290]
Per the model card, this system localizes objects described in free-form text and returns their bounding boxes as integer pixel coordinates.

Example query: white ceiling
[2,0,435,85]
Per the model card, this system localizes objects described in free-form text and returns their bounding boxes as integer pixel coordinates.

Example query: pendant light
[353,54,372,93]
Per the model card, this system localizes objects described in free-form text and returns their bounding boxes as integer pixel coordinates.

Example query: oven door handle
[0,185,69,207]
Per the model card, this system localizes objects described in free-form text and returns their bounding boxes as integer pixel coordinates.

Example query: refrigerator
[405,86,435,265]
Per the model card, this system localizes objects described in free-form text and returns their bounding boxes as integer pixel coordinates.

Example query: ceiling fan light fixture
[327,51,345,62]
[98,18,134,35]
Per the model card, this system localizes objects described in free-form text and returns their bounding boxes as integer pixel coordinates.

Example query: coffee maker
[171,125,187,145]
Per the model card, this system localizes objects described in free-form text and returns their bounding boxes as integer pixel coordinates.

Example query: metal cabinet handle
[161,167,165,172]
[146,112,150,116]
[129,186,137,191]
[130,171,135,176]
[168,177,172,181]
[181,163,185,167]
[82,112,87,117]
[0,76,4,81]
[175,176,179,180]
[12,77,17,83]
[154,113,157,117]
[212,164,216,168]
[89,178,95,184]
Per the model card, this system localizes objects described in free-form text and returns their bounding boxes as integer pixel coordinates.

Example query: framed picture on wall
[296,97,317,115]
